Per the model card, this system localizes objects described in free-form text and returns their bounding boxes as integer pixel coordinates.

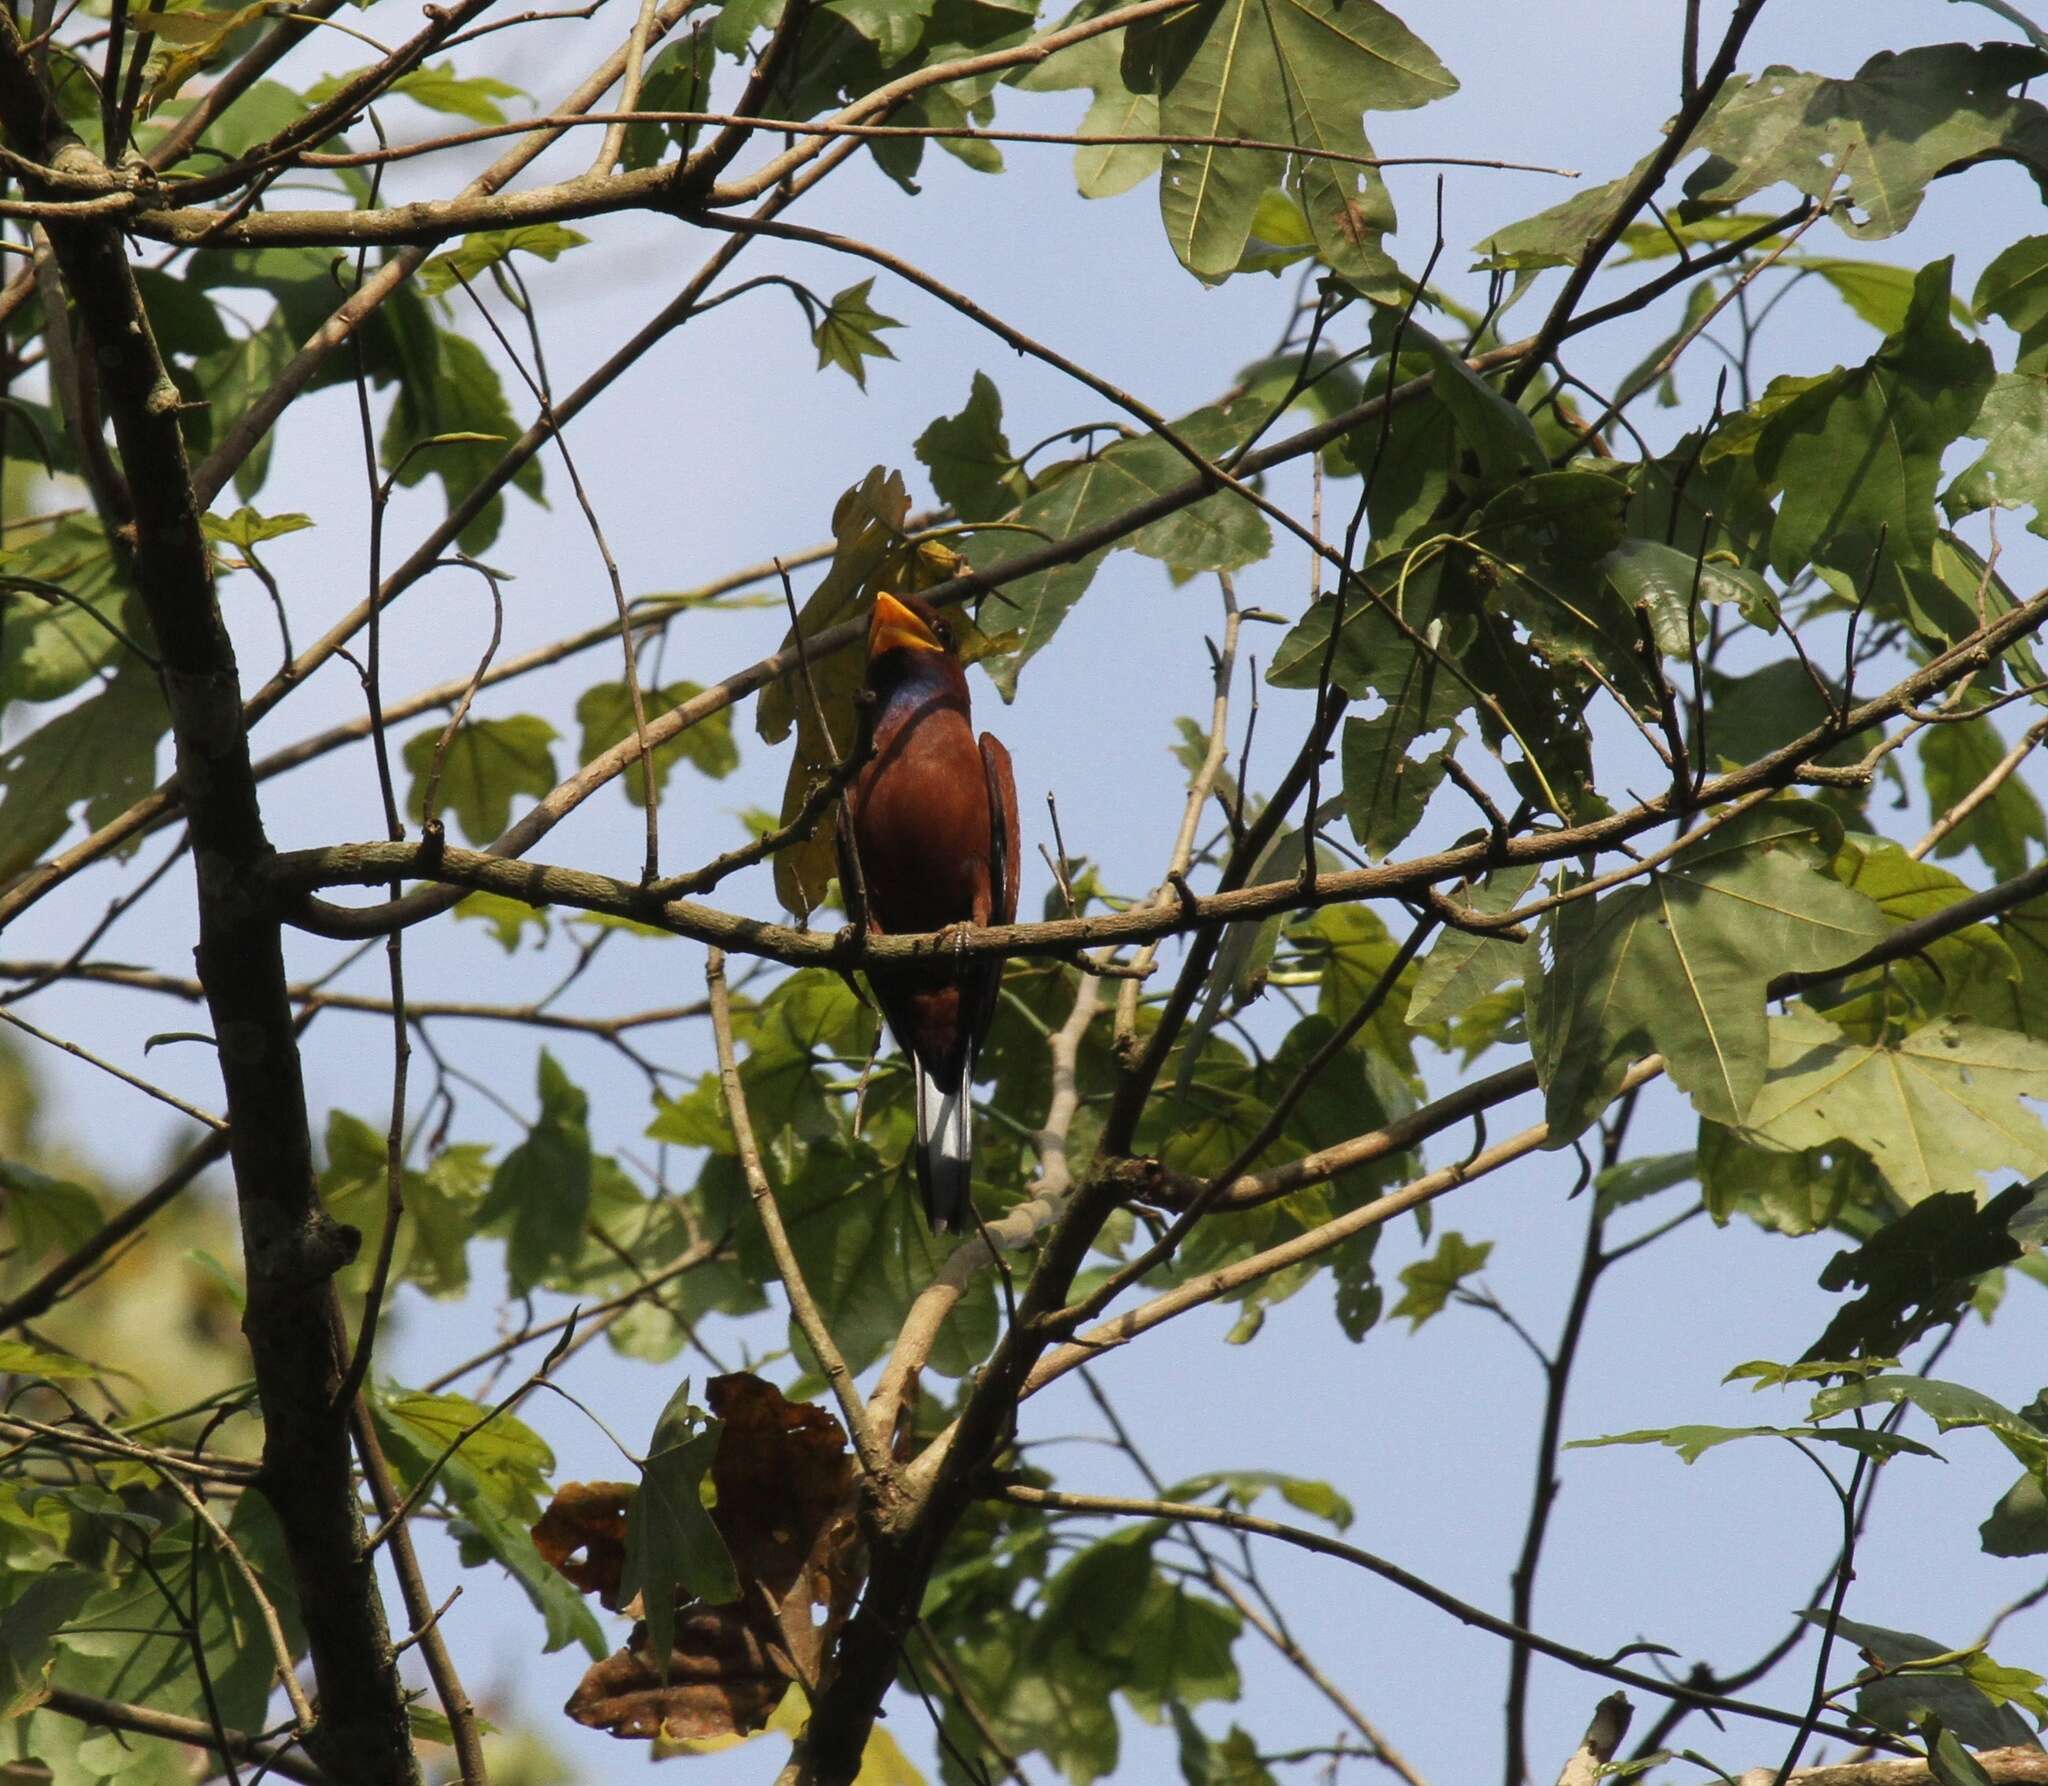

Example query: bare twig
[707,947,892,1481]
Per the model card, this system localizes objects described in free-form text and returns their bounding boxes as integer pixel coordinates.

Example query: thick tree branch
[0,25,418,1780]
[40,1686,335,1786]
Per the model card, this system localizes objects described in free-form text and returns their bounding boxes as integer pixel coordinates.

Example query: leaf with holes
[1739,1007,2048,1206]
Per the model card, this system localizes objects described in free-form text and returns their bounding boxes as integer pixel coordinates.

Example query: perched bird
[847,590,1019,1233]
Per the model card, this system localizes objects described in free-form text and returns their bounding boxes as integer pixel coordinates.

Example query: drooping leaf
[1756,260,1993,580]
[476,1051,594,1293]
[619,1381,739,1669]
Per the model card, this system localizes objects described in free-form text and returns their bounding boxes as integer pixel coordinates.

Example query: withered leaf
[546,1371,866,1746]
[563,1613,785,1743]
[530,1481,632,1607]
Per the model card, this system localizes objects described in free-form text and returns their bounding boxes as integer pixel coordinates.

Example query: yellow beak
[869,591,944,658]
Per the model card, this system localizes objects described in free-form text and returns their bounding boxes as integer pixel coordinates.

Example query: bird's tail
[913,1057,973,1235]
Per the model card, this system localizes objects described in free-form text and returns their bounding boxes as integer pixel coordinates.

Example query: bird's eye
[934,620,954,648]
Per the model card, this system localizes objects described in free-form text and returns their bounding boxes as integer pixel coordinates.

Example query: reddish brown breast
[852,676,994,935]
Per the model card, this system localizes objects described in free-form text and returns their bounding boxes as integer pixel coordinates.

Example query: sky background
[7,0,2048,1781]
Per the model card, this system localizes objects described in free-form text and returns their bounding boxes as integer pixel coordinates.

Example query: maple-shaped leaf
[813,279,902,389]
[1527,803,1888,1142]
[1737,1006,2048,1205]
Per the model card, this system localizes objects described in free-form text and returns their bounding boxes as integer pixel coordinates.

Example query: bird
[845,589,1019,1234]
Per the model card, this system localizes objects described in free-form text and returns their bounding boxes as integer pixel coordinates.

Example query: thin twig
[707,947,892,1480]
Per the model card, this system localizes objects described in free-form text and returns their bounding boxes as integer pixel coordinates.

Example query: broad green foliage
[1738,1006,2048,1206]
[11,0,2048,1779]
[1527,805,1889,1140]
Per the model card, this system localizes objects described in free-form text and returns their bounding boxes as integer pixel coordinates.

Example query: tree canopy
[0,1,2045,1784]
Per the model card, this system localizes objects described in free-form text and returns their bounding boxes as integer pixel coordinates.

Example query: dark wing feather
[980,733,1020,926]
[963,732,1020,1059]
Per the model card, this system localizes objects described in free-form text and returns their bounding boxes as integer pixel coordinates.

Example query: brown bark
[0,24,419,1783]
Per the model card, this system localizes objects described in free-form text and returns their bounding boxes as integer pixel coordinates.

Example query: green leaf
[1806,1617,2042,1749]
[1406,865,1536,1027]
[1476,143,1665,271]
[915,372,1021,522]
[620,33,714,169]
[1945,374,2048,540]
[980,400,1271,695]
[476,1051,593,1294]
[0,514,127,706]
[1756,260,1994,580]
[620,1381,739,1671]
[0,1160,103,1264]
[1567,1424,1942,1464]
[1421,328,1544,484]
[1339,708,1454,862]
[403,714,558,845]
[376,1404,603,1659]
[575,680,737,806]
[1016,21,1162,198]
[59,1498,299,1730]
[1129,0,1453,281]
[417,225,590,297]
[1163,1470,1354,1530]
[1594,1151,1698,1214]
[0,1339,95,1381]
[1789,255,1965,335]
[1806,1185,2032,1364]
[1927,1723,1995,1786]
[1918,718,2048,883]
[377,1389,556,1521]
[201,506,313,549]
[380,322,544,552]
[1738,1006,2048,1206]
[453,890,549,953]
[1982,1467,2048,1556]
[1527,804,1888,1142]
[1976,233,2048,368]
[1390,1231,1491,1330]
[1600,537,1774,638]
[1174,1709,1278,1786]
[1683,44,2048,240]
[823,0,933,56]
[389,60,524,123]
[0,1569,96,1717]
[0,663,170,884]
[1809,1376,2048,1478]
[813,278,903,389]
